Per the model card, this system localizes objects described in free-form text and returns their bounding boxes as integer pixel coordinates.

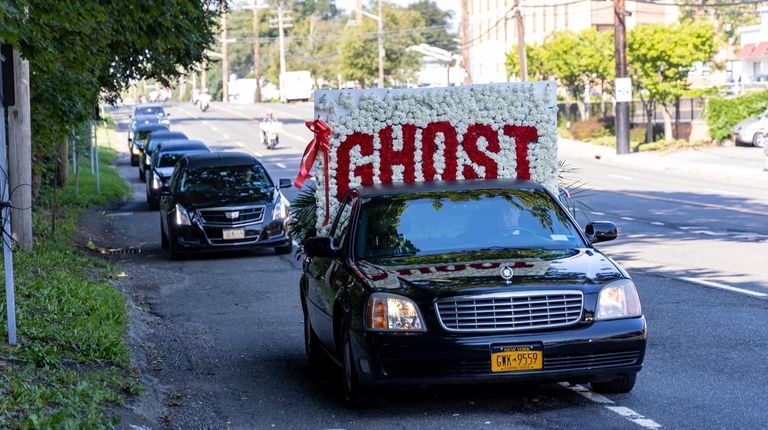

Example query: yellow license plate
[491,347,543,372]
[222,228,245,240]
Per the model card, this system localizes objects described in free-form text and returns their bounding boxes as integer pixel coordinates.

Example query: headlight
[272,194,290,220]
[596,279,642,320]
[175,204,192,226]
[152,174,161,190]
[367,293,426,332]
[145,155,152,166]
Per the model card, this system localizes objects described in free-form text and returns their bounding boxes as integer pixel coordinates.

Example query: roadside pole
[93,120,100,194]
[1,103,18,345]
[614,0,630,154]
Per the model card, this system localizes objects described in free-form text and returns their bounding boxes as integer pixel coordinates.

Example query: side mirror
[278,178,292,189]
[585,221,618,244]
[304,236,342,258]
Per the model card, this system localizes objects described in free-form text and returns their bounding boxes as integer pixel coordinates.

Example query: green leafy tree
[504,44,547,81]
[340,3,425,86]
[628,22,716,142]
[406,0,457,53]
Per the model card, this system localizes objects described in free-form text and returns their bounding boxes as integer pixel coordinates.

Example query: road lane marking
[692,230,728,236]
[622,191,767,217]
[621,216,635,221]
[561,383,662,429]
[679,226,704,230]
[650,221,665,226]
[609,174,635,181]
[214,105,309,143]
[222,133,229,138]
[678,277,767,298]
[276,162,287,169]
[253,151,263,157]
[591,211,605,216]
[705,188,741,196]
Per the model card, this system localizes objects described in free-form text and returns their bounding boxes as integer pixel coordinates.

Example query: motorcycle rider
[261,111,279,146]
[198,88,211,111]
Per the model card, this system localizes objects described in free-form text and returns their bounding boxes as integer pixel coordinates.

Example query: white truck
[279,70,313,103]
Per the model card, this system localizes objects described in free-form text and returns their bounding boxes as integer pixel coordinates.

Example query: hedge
[705,90,768,142]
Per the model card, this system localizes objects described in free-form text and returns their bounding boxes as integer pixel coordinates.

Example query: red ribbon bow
[294,119,333,225]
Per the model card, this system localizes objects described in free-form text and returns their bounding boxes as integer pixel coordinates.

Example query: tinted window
[178,165,273,193]
[135,106,166,116]
[356,189,585,260]
[156,152,186,168]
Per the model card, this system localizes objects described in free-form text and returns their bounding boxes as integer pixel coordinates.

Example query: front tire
[303,307,324,371]
[754,132,766,148]
[130,154,139,166]
[341,329,381,409]
[139,167,146,181]
[591,373,637,394]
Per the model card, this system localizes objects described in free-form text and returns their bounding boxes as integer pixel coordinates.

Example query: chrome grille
[435,291,583,333]
[198,205,265,227]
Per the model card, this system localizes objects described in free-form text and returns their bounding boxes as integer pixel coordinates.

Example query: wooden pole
[7,49,32,251]
[515,0,527,81]
[614,0,630,154]
[253,2,262,103]
[460,0,471,84]
[222,6,229,102]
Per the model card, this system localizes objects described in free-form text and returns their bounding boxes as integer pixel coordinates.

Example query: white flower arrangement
[310,82,558,233]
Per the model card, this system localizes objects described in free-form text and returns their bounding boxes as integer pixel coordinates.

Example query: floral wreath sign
[294,82,558,234]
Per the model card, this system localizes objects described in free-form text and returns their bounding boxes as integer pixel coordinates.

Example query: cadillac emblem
[500,266,514,284]
[225,211,240,219]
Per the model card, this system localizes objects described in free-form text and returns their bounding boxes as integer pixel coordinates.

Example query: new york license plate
[491,346,543,373]
[222,228,245,240]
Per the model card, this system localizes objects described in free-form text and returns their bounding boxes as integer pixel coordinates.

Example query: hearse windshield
[356,189,586,260]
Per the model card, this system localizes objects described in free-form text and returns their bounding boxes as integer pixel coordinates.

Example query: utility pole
[278,3,286,77]
[614,0,630,154]
[377,0,385,88]
[0,43,17,345]
[460,0,471,84]
[355,0,362,25]
[8,48,32,251]
[514,0,527,81]
[221,5,229,102]
[252,0,262,103]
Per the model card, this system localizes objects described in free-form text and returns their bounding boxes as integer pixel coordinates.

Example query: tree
[340,3,425,86]
[628,22,717,142]
[406,0,457,53]
[504,44,546,81]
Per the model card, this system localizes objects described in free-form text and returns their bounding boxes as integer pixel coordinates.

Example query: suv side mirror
[585,221,618,244]
[304,237,342,258]
[278,178,292,189]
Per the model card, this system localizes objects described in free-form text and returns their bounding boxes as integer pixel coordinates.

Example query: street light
[354,3,385,88]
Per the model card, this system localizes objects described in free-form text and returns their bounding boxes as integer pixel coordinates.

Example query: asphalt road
[102,102,768,429]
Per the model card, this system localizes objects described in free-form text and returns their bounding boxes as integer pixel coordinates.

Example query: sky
[335,0,460,29]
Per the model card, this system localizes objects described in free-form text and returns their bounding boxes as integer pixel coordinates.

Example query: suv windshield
[356,189,585,260]
[135,106,165,117]
[178,165,273,194]
[156,152,187,168]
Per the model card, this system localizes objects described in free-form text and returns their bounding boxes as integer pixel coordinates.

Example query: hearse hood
[356,248,625,295]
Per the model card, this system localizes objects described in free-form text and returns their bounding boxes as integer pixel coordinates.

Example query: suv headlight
[272,194,289,220]
[175,204,192,226]
[367,293,426,332]
[152,173,161,190]
[596,279,642,320]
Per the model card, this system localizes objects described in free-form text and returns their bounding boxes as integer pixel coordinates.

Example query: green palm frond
[288,184,318,251]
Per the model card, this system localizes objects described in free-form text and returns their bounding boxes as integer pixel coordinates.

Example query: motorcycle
[259,119,282,150]
[198,93,211,112]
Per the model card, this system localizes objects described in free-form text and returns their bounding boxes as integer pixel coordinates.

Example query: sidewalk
[558,138,768,185]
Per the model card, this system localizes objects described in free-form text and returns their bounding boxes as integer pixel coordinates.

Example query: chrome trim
[197,205,265,227]
[434,290,584,333]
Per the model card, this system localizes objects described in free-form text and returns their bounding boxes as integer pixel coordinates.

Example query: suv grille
[198,205,265,227]
[435,291,583,333]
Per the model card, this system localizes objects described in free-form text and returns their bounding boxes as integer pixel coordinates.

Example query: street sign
[615,77,632,103]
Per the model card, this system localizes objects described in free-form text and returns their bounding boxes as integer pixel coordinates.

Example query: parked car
[146,140,210,209]
[139,130,188,181]
[128,117,168,166]
[159,152,293,259]
[300,179,646,407]
[731,110,768,147]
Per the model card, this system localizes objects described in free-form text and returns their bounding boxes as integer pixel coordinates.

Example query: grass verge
[0,122,137,428]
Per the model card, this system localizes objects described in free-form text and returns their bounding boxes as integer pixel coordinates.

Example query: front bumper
[350,316,647,387]
[171,218,291,252]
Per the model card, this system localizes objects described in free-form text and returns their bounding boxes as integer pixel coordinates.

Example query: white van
[279,71,313,103]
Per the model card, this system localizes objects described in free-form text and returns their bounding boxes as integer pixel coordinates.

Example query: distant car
[139,130,188,182]
[300,180,646,407]
[146,140,210,209]
[128,116,169,166]
[159,152,293,259]
[731,110,768,147]
[132,104,169,124]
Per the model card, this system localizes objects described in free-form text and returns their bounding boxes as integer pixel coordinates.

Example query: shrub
[569,118,610,141]
[705,90,768,142]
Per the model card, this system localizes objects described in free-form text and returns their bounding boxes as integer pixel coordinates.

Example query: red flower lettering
[462,124,500,179]
[335,132,375,200]
[502,125,539,180]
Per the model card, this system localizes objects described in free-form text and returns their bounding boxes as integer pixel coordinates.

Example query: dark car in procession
[132,104,169,124]
[128,116,168,166]
[300,179,646,407]
[146,140,211,209]
[139,130,188,181]
[159,152,293,259]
